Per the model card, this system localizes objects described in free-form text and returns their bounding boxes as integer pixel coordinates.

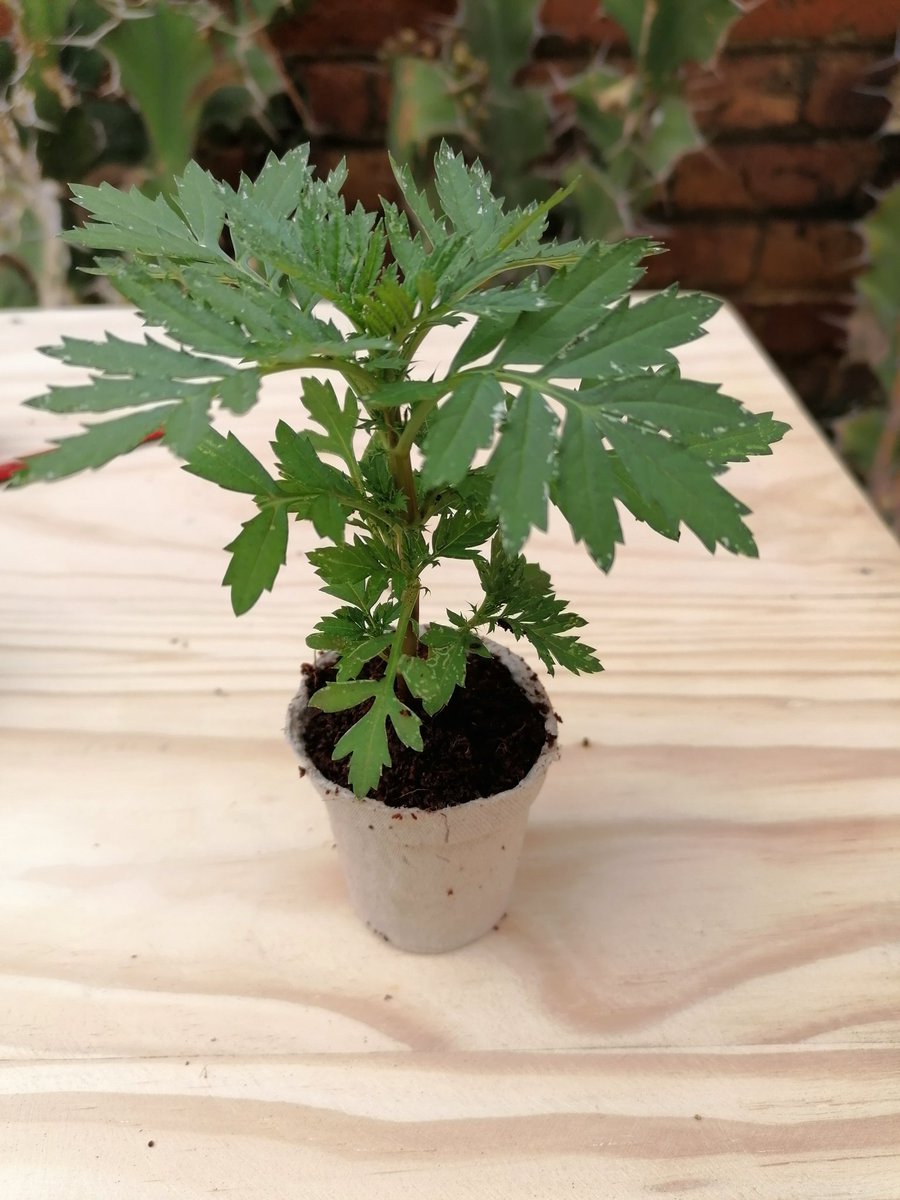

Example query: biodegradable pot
[285,638,559,953]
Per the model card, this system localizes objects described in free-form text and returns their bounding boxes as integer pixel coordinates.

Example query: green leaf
[431,508,498,559]
[389,153,445,245]
[309,679,379,712]
[41,334,231,380]
[400,624,470,715]
[641,96,701,180]
[67,182,212,261]
[476,541,602,675]
[543,289,720,379]
[335,633,395,681]
[105,265,248,357]
[245,146,313,217]
[602,0,646,51]
[307,607,372,654]
[183,428,277,495]
[26,376,211,415]
[497,241,652,367]
[217,370,260,414]
[685,413,791,467]
[574,373,749,438]
[596,415,757,556]
[8,406,172,487]
[488,386,557,553]
[388,57,466,169]
[223,503,289,615]
[103,6,215,182]
[164,396,212,456]
[300,378,359,470]
[308,539,391,588]
[646,0,738,80]
[553,408,622,572]
[333,695,394,797]
[174,161,228,249]
[272,420,353,495]
[422,375,505,489]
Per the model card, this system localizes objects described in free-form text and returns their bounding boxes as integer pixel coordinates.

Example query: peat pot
[285,638,559,953]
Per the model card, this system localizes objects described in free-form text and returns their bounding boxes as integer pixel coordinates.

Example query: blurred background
[2,0,898,529]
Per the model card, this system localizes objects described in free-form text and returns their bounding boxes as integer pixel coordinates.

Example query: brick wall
[274,0,900,417]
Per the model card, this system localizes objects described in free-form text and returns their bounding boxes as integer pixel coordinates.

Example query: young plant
[7,144,788,795]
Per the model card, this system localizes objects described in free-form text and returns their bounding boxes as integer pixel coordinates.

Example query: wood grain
[1,305,899,1198]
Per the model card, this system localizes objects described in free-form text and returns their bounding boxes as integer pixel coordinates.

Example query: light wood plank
[1,305,899,1197]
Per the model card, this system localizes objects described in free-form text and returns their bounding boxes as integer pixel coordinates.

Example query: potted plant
[7,144,788,952]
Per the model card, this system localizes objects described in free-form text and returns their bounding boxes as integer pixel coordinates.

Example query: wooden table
[2,304,899,1198]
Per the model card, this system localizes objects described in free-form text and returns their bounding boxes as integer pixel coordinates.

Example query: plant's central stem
[386,414,422,658]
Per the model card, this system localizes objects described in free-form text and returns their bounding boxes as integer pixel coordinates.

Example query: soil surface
[297,650,552,810]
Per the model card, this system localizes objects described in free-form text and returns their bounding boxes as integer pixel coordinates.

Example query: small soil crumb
[384,994,393,1001]
[298,649,549,810]
[693,1114,702,1121]
[147,1140,155,1148]
[581,736,591,747]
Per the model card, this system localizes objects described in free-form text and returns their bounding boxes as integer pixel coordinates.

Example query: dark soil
[297,650,552,810]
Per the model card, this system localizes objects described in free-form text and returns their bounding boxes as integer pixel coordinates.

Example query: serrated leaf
[309,679,380,712]
[41,334,230,380]
[217,370,260,414]
[400,625,469,715]
[8,407,172,487]
[246,146,312,216]
[422,375,505,489]
[431,509,498,559]
[175,161,228,249]
[575,373,753,440]
[335,633,395,682]
[685,413,791,467]
[554,407,622,572]
[497,240,652,367]
[223,503,289,615]
[106,266,248,357]
[488,387,557,553]
[597,415,757,556]
[26,376,209,415]
[389,153,445,246]
[544,289,720,379]
[389,695,424,751]
[272,420,353,493]
[308,539,390,588]
[307,607,371,653]
[183,428,276,495]
[164,396,212,456]
[67,181,212,261]
[333,690,394,797]
[300,378,358,469]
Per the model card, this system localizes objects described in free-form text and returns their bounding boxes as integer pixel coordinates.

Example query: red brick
[297,61,389,140]
[275,0,456,58]
[737,299,852,357]
[774,352,862,418]
[665,140,879,213]
[689,52,807,135]
[729,0,900,46]
[539,0,627,47]
[756,219,863,289]
[641,222,762,293]
[803,49,896,133]
[312,147,401,211]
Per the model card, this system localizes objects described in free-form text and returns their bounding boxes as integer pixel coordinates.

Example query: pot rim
[285,634,560,816]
